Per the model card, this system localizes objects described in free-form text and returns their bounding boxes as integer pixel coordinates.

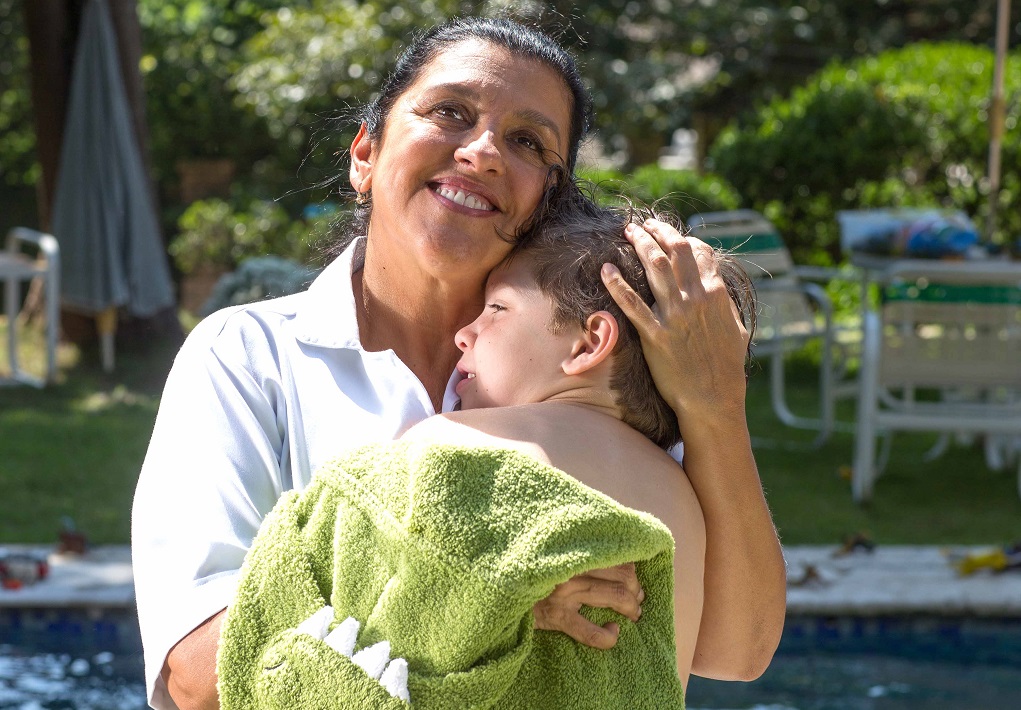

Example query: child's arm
[602,219,786,681]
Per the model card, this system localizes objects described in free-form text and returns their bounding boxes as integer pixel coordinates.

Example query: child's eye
[487,303,506,313]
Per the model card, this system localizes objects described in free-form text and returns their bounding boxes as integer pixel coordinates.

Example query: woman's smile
[430,177,499,214]
[355,39,573,279]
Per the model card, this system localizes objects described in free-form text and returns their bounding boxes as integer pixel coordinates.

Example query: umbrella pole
[987,0,1011,241]
[96,306,117,373]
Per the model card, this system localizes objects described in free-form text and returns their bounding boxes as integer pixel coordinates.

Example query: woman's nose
[455,129,503,173]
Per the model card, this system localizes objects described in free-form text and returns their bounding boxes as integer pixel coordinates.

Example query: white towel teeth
[296,611,410,703]
[380,657,410,702]
[324,616,360,657]
[296,606,335,640]
[351,640,391,679]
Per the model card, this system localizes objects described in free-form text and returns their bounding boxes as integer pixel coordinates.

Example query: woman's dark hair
[514,182,758,450]
[327,17,592,257]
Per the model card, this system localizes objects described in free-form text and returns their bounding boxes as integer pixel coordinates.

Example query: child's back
[402,400,706,687]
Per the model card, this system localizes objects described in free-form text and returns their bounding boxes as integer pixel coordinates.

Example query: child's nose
[454,322,475,352]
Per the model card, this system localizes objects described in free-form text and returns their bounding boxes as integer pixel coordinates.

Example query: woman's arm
[602,219,786,680]
[162,611,224,710]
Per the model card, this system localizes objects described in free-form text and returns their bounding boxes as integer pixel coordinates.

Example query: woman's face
[353,39,573,282]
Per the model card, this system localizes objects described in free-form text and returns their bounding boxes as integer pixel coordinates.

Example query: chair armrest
[754,278,835,320]
[5,227,59,265]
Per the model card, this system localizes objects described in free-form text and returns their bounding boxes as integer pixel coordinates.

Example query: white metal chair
[0,228,61,386]
[689,210,852,446]
[852,261,1021,502]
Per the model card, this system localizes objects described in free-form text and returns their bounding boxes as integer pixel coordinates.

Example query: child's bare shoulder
[400,408,551,464]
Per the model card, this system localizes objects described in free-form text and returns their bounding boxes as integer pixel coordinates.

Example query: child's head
[455,185,756,450]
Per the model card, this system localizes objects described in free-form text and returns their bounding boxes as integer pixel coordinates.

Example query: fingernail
[624,223,636,234]
[637,605,643,619]
[638,588,646,603]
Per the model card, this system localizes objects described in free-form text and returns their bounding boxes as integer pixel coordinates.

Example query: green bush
[576,164,742,222]
[710,43,1021,264]
[170,197,322,274]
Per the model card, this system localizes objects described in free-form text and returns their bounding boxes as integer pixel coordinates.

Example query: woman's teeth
[434,186,493,211]
[466,373,476,379]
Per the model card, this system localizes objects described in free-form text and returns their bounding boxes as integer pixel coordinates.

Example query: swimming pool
[688,615,1021,710]
[1,608,145,709]
[3,611,1020,709]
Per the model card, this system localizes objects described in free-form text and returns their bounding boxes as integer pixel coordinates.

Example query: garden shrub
[170,196,326,275]
[709,43,1021,264]
[576,164,742,222]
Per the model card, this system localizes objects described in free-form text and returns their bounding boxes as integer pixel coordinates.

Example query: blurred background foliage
[711,42,1021,264]
[1,0,1019,277]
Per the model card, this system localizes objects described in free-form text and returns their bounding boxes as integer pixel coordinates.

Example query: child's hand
[601,218,750,434]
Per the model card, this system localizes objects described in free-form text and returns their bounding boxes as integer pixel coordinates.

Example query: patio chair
[852,261,1021,502]
[0,228,61,387]
[689,210,853,446]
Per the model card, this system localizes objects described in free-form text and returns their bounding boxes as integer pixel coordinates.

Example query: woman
[132,17,785,710]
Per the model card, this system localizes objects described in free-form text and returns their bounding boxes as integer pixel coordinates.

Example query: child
[217,188,757,709]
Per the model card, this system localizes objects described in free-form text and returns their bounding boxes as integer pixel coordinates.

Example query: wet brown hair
[516,184,757,450]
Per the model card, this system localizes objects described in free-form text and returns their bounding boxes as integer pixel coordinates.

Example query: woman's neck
[355,242,484,410]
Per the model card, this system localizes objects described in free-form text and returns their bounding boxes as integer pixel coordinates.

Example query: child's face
[454,255,579,410]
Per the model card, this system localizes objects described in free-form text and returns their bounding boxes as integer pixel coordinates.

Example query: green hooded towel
[217,442,685,709]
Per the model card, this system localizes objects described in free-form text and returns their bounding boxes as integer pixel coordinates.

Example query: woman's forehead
[405,40,572,143]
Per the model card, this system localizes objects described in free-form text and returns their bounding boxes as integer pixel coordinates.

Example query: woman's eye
[435,104,468,122]
[487,303,506,313]
[515,133,544,153]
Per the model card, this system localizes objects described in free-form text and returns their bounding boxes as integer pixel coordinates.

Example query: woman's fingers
[638,219,704,296]
[601,262,658,331]
[606,217,751,427]
[532,563,645,649]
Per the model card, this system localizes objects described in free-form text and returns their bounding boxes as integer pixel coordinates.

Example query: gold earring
[355,190,370,206]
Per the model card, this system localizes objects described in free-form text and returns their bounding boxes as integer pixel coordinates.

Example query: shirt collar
[293,236,366,349]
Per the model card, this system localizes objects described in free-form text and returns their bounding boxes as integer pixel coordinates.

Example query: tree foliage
[710,42,1021,264]
[0,0,37,188]
[135,0,292,184]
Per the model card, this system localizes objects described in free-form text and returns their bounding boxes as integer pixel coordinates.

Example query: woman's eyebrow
[420,84,562,144]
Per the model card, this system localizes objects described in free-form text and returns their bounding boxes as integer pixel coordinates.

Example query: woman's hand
[601,219,750,433]
[532,563,644,650]
[602,217,786,681]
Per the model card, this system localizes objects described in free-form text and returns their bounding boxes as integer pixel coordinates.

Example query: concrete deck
[2,544,1021,616]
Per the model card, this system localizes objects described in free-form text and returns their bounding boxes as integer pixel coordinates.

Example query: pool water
[0,644,146,710]
[688,651,1021,709]
[2,612,1020,708]
[1,608,146,709]
[689,615,1021,710]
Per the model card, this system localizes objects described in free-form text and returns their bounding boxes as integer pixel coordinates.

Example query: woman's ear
[562,311,619,376]
[349,122,373,194]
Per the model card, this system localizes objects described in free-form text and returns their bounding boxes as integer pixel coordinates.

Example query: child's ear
[562,311,619,376]
[349,122,374,194]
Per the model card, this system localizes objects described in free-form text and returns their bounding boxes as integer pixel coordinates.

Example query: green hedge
[576,164,742,223]
[709,43,1021,264]
[170,196,331,274]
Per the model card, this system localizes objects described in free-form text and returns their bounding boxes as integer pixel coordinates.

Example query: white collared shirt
[131,238,460,709]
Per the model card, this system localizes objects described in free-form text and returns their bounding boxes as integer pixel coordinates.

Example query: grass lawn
[1,316,1018,546]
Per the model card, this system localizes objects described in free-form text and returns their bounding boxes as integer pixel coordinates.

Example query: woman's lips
[430,179,499,215]
[433,185,494,211]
